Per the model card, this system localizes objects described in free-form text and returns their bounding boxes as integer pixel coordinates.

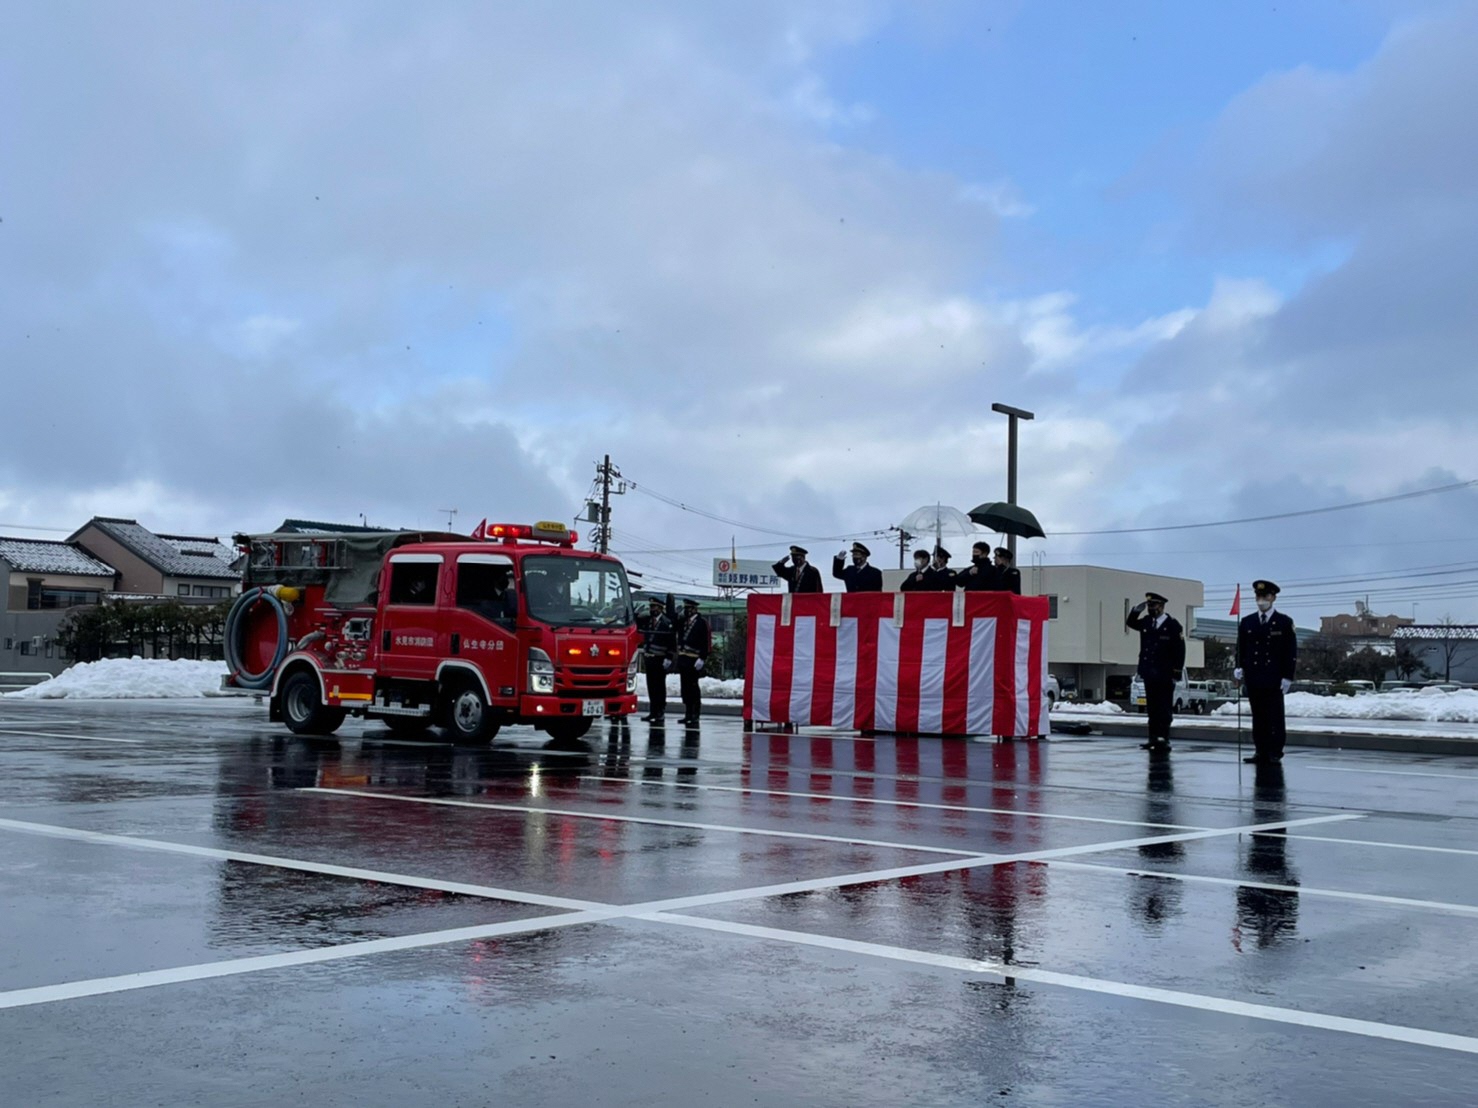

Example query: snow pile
[4,657,229,700]
[1212,688,1478,724]
[655,675,744,699]
[1052,700,1124,715]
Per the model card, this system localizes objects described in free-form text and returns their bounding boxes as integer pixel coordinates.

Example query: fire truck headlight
[626,657,640,693]
[528,647,555,695]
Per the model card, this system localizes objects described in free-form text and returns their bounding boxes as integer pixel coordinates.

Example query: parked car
[1343,679,1377,695]
[1421,681,1463,692]
[1380,681,1424,693]
[1045,673,1061,705]
[1129,673,1211,714]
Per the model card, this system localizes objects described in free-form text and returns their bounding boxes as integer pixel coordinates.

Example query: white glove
[1233,668,1243,682]
[694,658,704,672]
[662,659,672,671]
[1280,678,1291,694]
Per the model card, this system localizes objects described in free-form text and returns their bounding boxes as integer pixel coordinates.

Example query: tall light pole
[991,402,1034,557]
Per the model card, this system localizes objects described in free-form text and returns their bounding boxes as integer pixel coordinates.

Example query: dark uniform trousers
[645,656,668,719]
[1144,679,1175,743]
[1247,685,1287,761]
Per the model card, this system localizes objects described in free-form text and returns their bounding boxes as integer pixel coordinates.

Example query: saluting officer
[638,598,674,723]
[1235,580,1298,765]
[675,597,711,726]
[900,549,933,591]
[832,542,883,592]
[773,545,824,593]
[952,541,998,591]
[1126,592,1186,752]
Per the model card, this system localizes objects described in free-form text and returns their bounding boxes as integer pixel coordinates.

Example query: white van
[1130,673,1211,714]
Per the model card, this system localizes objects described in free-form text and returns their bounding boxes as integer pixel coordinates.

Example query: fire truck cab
[224,522,640,742]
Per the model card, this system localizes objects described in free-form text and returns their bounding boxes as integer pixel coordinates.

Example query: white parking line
[0,910,617,1010]
[0,808,1365,1021]
[1048,859,1478,917]
[1296,764,1478,781]
[585,775,1210,831]
[0,816,603,911]
[639,913,1478,1056]
[1285,834,1478,858]
[0,728,142,745]
[301,787,987,857]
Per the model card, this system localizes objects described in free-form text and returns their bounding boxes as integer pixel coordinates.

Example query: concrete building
[1022,564,1205,705]
[1324,608,1412,641]
[0,538,117,675]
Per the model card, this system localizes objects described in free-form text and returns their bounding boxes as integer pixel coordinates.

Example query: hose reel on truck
[223,585,297,690]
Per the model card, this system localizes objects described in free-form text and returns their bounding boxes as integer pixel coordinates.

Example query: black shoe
[640,715,655,722]
[1141,741,1170,751]
[1243,755,1264,764]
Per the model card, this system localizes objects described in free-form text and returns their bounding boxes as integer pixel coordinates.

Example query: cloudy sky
[4,0,1477,625]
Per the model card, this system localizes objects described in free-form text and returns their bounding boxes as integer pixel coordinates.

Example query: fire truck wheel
[444,684,499,743]
[281,671,346,736]
[543,717,594,743]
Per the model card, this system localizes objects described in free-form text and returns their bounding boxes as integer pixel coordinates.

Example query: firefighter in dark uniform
[675,597,711,726]
[926,547,956,590]
[1126,591,1186,752]
[1235,580,1298,764]
[773,545,823,593]
[832,541,883,592]
[952,541,999,591]
[900,549,933,591]
[637,598,674,722]
[992,547,1022,595]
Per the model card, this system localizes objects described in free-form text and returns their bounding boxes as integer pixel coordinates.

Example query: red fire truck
[223,521,640,742]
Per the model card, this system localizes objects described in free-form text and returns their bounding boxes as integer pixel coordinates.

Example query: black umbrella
[968,501,1045,539]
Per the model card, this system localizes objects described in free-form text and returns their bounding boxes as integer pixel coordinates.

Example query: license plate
[582,700,605,717]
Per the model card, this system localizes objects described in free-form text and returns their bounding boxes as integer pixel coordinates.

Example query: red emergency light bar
[482,522,579,546]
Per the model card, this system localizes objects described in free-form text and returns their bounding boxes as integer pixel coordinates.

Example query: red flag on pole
[1229,583,1241,617]
[471,518,488,540]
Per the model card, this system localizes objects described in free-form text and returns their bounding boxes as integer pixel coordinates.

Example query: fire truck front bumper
[524,693,637,720]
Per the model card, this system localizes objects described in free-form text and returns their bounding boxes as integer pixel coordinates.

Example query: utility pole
[593,455,625,554]
[894,527,912,569]
[990,402,1034,558]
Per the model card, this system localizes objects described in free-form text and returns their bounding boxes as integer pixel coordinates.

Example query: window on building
[27,579,42,610]
[3,638,11,650]
[178,584,191,596]
[18,639,32,655]
[1047,594,1059,620]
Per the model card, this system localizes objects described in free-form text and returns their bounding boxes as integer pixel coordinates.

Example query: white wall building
[1023,564,1205,703]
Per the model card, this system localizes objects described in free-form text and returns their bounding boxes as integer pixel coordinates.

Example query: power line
[1051,478,1478,536]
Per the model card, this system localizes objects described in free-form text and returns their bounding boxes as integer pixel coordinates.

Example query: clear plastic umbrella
[897,504,977,560]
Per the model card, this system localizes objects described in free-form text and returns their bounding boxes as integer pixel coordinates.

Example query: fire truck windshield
[521,556,634,628]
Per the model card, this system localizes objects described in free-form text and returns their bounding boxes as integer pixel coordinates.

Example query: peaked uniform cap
[790,545,808,556]
[851,542,871,557]
[1252,579,1280,596]
[1145,592,1169,604]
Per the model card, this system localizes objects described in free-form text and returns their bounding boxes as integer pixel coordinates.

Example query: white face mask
[1256,598,1273,613]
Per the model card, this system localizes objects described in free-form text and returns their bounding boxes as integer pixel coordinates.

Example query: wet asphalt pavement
[3,700,1478,1106]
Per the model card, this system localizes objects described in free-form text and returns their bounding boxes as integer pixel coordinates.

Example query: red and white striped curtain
[744,592,1050,737]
